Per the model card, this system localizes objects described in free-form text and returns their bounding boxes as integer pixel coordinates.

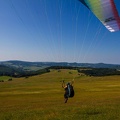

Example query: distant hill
[0,61,120,77]
[0,64,23,77]
[0,60,120,70]
[0,64,50,77]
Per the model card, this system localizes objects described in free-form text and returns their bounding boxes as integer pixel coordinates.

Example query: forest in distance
[1,60,120,78]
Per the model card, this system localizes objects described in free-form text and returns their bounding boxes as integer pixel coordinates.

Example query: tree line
[78,68,120,76]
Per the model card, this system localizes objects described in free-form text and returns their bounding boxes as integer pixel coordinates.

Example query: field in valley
[0,69,120,120]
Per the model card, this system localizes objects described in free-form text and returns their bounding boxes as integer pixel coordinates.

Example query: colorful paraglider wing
[79,0,120,32]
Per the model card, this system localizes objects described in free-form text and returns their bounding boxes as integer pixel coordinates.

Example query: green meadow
[0,76,11,82]
[0,69,120,120]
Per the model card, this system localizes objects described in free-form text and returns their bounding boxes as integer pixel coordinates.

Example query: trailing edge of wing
[79,0,120,32]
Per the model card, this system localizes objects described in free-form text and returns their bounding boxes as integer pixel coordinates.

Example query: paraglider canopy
[79,0,120,32]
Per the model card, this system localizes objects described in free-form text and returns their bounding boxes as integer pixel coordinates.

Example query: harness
[67,83,74,98]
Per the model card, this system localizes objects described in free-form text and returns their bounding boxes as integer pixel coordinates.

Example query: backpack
[67,83,74,97]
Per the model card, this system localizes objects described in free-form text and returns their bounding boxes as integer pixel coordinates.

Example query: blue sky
[0,0,120,64]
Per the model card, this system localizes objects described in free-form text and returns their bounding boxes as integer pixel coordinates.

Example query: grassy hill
[0,69,120,120]
[0,65,50,78]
